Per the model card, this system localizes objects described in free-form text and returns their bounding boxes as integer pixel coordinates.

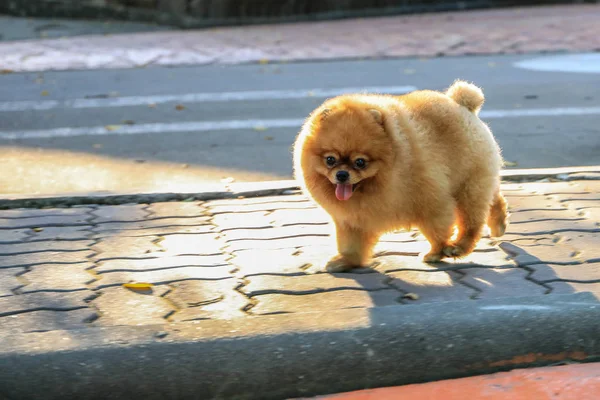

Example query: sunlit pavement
[304,363,600,400]
[1,170,599,398]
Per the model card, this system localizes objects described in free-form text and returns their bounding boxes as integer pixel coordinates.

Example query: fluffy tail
[446,80,485,114]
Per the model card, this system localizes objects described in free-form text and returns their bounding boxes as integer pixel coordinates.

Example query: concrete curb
[1,167,599,210]
[1,293,598,400]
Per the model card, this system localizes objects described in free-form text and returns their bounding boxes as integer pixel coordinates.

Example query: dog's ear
[369,109,383,125]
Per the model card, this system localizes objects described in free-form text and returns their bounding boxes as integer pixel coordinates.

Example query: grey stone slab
[92,204,150,223]
[243,273,389,296]
[458,267,548,299]
[498,237,585,266]
[166,280,248,322]
[208,201,317,215]
[208,195,308,207]
[547,281,600,298]
[222,225,332,242]
[146,202,206,219]
[0,268,24,297]
[28,226,91,241]
[528,262,600,283]
[0,250,94,269]
[0,240,94,256]
[92,236,161,259]
[507,208,585,224]
[558,192,600,203]
[212,211,271,230]
[19,264,95,293]
[93,224,214,238]
[506,217,600,235]
[96,266,232,288]
[0,207,93,219]
[232,248,331,276]
[94,217,212,232]
[227,235,334,252]
[0,291,95,317]
[386,268,473,303]
[158,233,225,256]
[0,229,31,244]
[95,255,229,273]
[267,208,331,226]
[506,195,566,212]
[555,232,600,262]
[92,286,174,326]
[0,215,90,229]
[251,290,403,315]
[0,309,98,334]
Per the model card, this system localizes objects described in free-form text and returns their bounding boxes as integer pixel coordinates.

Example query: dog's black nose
[336,171,349,183]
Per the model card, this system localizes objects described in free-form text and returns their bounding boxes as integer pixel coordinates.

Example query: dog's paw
[442,244,466,258]
[326,255,355,273]
[423,251,443,263]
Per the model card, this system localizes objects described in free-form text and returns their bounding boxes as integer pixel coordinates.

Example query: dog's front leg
[326,223,378,272]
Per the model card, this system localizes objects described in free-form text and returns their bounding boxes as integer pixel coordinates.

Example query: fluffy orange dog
[293,81,508,272]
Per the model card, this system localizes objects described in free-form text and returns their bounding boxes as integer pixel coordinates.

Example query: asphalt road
[0,53,599,195]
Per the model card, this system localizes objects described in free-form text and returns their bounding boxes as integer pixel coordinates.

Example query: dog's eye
[354,158,366,169]
[326,156,336,166]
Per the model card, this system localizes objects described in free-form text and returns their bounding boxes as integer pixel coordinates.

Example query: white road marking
[0,86,418,112]
[514,53,600,74]
[2,106,600,140]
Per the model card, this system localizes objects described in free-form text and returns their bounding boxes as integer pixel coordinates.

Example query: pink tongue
[335,184,353,201]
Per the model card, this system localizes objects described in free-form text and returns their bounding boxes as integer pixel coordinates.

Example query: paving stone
[208,201,317,215]
[267,208,331,226]
[19,264,95,293]
[0,240,94,256]
[251,289,403,315]
[94,216,212,232]
[158,233,224,255]
[0,291,95,317]
[508,208,585,224]
[243,273,388,296]
[94,224,213,238]
[208,195,308,207]
[212,211,271,230]
[0,215,90,229]
[0,229,31,244]
[93,204,149,223]
[147,201,206,218]
[227,235,334,252]
[498,238,584,266]
[558,192,600,203]
[0,268,24,297]
[166,280,248,322]
[506,195,566,212]
[96,265,232,288]
[458,267,548,299]
[374,240,431,256]
[27,226,91,241]
[0,309,98,333]
[95,255,228,273]
[222,225,332,242]
[232,248,331,276]
[491,233,555,246]
[0,250,94,269]
[92,286,174,326]
[386,268,473,303]
[506,217,599,236]
[555,232,600,262]
[0,207,93,219]
[92,236,161,259]
[547,281,600,298]
[527,262,600,283]
[505,181,586,195]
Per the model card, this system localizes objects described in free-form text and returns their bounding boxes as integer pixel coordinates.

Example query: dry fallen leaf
[175,104,186,111]
[0,69,14,74]
[403,293,420,300]
[221,177,235,183]
[254,125,267,131]
[148,103,157,108]
[123,282,154,290]
[264,136,274,141]
[32,227,44,232]
[504,161,518,167]
[105,125,121,131]
[41,90,49,96]
[259,58,269,65]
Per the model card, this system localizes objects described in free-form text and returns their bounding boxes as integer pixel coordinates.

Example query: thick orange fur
[293,80,508,272]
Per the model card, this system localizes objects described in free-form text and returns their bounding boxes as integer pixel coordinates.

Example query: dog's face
[298,100,395,202]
